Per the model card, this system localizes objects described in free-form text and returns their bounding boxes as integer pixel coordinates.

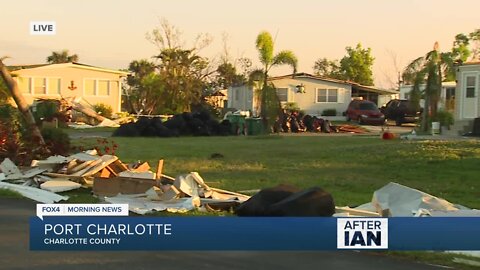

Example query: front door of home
[462,74,478,119]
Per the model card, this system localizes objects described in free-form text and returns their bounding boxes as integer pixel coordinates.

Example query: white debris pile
[0,152,250,214]
[103,172,250,215]
[335,182,480,217]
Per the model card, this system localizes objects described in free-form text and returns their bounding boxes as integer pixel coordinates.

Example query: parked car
[345,100,385,125]
[380,99,422,126]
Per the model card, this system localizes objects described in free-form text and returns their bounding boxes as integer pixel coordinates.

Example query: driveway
[0,198,446,270]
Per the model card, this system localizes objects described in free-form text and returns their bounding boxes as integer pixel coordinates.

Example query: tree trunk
[0,58,46,146]
[421,91,430,132]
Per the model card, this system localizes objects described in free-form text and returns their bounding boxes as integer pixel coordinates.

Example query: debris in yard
[113,111,233,137]
[93,176,159,196]
[102,172,249,215]
[235,184,335,217]
[40,180,82,193]
[0,150,250,214]
[0,181,68,203]
[32,97,120,128]
[335,182,479,217]
[337,125,367,134]
[334,206,381,217]
[0,158,22,177]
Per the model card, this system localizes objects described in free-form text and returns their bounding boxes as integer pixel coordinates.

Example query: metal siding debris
[0,158,22,176]
[0,181,68,203]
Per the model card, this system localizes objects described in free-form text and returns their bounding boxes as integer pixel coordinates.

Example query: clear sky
[2,0,480,88]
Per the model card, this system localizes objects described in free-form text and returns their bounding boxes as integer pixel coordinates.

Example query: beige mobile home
[9,62,129,113]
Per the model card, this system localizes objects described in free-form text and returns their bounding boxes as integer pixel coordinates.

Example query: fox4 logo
[337,218,388,249]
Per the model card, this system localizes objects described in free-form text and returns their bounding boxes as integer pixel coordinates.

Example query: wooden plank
[69,160,96,174]
[160,174,175,181]
[335,206,381,217]
[93,176,159,196]
[105,166,118,176]
[118,171,155,179]
[99,168,112,178]
[209,187,250,199]
[68,152,98,162]
[66,160,79,171]
[155,160,164,180]
[132,162,150,172]
[108,160,128,174]
[42,172,86,182]
[81,155,118,177]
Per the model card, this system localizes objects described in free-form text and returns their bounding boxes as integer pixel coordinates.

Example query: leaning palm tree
[252,31,298,132]
[0,57,45,145]
[46,49,79,63]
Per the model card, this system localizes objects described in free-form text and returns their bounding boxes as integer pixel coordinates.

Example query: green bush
[435,110,454,127]
[93,103,113,119]
[41,127,71,156]
[33,100,60,123]
[0,104,24,128]
[321,108,337,116]
[283,102,300,111]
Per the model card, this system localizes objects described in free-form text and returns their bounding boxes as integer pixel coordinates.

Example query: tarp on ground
[370,182,471,217]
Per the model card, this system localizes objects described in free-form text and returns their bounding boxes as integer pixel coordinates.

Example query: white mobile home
[228,73,397,117]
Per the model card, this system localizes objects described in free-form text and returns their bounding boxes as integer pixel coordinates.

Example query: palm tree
[402,42,455,131]
[252,31,298,131]
[0,77,10,102]
[46,50,79,63]
[0,57,45,145]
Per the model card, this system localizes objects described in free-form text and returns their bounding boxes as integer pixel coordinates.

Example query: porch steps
[442,120,473,136]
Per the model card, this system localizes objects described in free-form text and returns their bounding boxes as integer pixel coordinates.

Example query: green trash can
[226,114,246,135]
[245,117,263,135]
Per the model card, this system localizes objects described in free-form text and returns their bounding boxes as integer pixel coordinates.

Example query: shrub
[93,103,113,119]
[93,138,119,156]
[0,119,26,164]
[33,100,60,123]
[0,104,25,130]
[41,127,71,156]
[435,110,454,127]
[283,102,300,112]
[321,109,337,116]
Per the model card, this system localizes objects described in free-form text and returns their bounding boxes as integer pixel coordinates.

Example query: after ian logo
[337,218,388,249]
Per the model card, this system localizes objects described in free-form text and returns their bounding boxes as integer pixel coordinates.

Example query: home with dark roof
[227,73,398,118]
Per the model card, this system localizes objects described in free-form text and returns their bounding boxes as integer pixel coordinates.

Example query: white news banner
[36,204,129,220]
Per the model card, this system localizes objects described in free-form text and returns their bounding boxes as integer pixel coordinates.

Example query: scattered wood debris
[0,151,250,214]
[337,125,368,134]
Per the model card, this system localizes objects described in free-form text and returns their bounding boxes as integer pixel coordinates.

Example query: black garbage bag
[235,185,335,217]
[164,114,188,135]
[267,187,335,217]
[235,184,300,216]
[303,114,314,131]
[219,120,232,136]
[112,122,140,137]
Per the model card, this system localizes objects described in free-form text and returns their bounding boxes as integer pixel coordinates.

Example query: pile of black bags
[113,111,232,137]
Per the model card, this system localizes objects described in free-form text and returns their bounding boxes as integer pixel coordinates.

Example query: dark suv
[380,99,422,126]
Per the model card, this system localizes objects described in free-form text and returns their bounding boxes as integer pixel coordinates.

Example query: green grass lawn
[3,134,479,268]
[74,135,480,209]
[72,135,480,268]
